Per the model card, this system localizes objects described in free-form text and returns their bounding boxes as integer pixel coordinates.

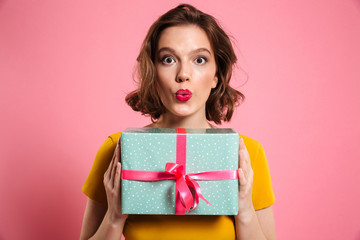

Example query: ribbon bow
[164,162,212,212]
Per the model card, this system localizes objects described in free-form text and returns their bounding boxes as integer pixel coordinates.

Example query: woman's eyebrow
[157,47,212,55]
[191,48,212,55]
[157,47,177,55]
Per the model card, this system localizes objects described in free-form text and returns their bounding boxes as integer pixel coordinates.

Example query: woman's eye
[161,56,175,64]
[194,56,207,64]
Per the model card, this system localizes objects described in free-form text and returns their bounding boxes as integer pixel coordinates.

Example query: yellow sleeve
[81,133,121,205]
[250,140,275,210]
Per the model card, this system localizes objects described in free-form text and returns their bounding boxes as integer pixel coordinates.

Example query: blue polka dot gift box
[121,128,239,215]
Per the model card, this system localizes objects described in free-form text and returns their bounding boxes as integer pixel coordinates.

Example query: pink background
[1,0,360,239]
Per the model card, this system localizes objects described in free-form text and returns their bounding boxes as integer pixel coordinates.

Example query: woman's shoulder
[237,134,267,164]
[239,133,263,150]
[108,131,122,143]
[95,132,122,153]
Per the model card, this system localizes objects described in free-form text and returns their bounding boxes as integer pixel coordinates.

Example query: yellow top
[82,132,275,240]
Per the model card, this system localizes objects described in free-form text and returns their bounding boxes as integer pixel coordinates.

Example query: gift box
[121,128,239,215]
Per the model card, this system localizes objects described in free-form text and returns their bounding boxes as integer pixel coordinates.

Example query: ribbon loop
[165,162,184,176]
[164,162,211,212]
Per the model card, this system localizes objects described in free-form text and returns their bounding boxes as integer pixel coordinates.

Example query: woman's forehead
[156,25,213,54]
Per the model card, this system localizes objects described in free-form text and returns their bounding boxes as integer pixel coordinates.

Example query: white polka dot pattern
[121,128,239,215]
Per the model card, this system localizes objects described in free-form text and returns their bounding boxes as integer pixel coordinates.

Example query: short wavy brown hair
[125,4,245,124]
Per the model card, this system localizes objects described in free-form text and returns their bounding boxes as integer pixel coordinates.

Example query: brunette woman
[80,4,276,240]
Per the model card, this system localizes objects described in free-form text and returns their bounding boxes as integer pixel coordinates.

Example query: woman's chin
[168,107,203,119]
[170,106,193,116]
[169,111,191,118]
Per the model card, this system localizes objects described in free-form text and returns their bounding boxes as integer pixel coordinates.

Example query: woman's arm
[235,206,276,240]
[80,138,128,240]
[80,198,127,240]
[235,138,276,240]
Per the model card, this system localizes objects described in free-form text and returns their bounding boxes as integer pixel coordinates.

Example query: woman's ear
[212,75,218,89]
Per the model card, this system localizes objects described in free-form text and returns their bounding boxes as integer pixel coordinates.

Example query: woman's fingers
[114,162,122,194]
[110,137,122,186]
[238,168,247,187]
[102,136,127,221]
[117,137,122,163]
[239,138,248,175]
[104,156,113,181]
[104,136,122,187]
[109,146,119,182]
[238,137,253,186]
[237,137,255,216]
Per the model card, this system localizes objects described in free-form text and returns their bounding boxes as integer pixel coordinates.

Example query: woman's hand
[236,137,255,220]
[103,137,128,223]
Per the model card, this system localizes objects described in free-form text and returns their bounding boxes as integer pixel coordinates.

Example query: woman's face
[155,25,218,120]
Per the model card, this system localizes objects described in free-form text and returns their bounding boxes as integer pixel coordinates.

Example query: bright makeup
[175,89,192,102]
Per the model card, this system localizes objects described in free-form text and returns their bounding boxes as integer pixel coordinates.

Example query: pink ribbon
[121,128,238,215]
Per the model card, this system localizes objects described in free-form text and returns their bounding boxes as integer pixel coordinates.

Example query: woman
[80,4,276,240]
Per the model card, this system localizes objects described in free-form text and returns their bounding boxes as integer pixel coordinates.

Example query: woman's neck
[145,113,216,129]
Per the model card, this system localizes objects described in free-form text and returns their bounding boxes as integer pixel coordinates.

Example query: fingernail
[116,162,121,173]
[238,168,242,177]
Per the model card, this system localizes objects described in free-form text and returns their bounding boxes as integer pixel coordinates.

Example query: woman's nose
[176,64,191,83]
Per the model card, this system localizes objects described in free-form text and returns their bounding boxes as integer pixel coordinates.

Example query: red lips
[175,89,192,102]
